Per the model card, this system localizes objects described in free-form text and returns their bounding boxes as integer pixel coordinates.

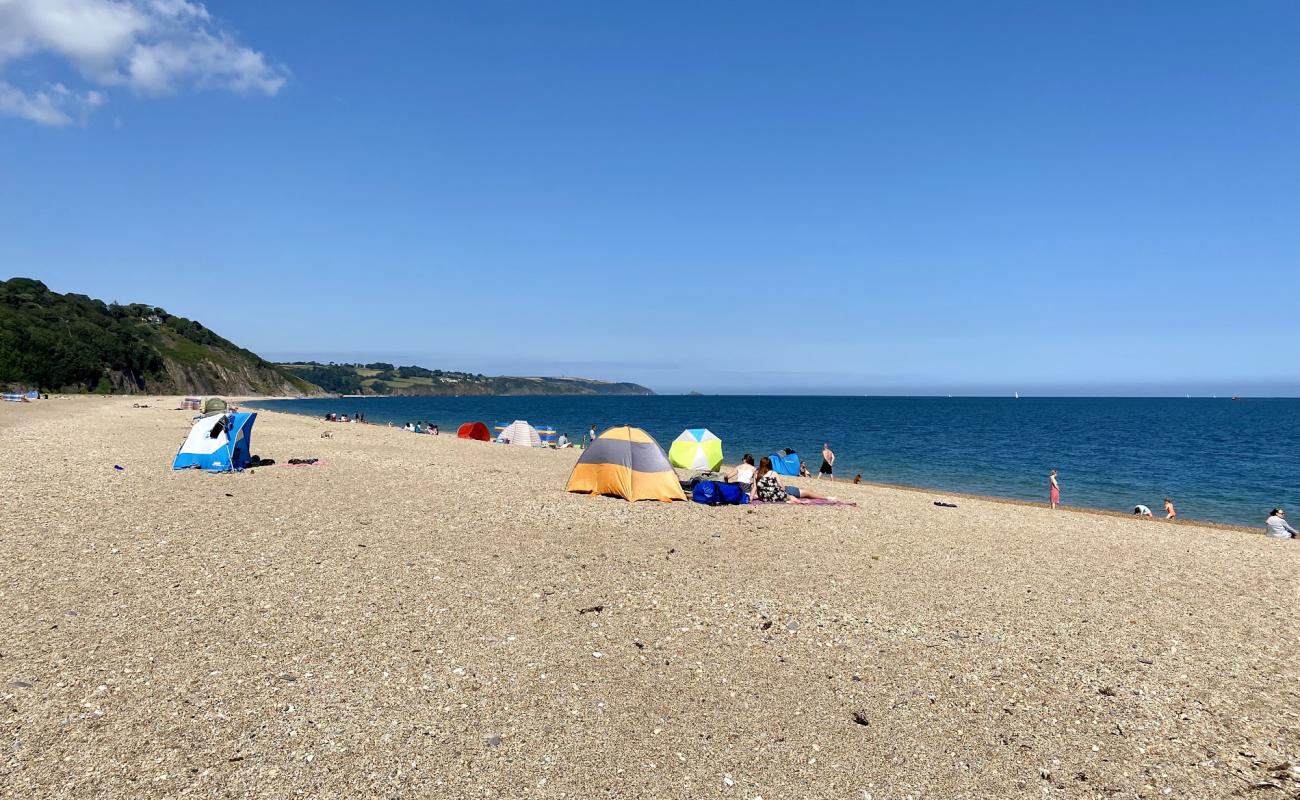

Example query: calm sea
[244,396,1299,527]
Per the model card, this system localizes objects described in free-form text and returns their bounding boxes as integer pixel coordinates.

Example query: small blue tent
[768,451,801,476]
[172,412,256,472]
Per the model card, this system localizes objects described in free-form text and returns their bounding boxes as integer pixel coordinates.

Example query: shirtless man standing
[819,443,835,481]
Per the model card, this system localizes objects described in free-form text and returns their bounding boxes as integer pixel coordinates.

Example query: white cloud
[0,80,102,125]
[0,0,286,125]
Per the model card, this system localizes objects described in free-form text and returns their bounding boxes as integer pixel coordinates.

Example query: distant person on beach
[1133,504,1154,518]
[751,456,830,503]
[819,443,835,480]
[725,454,756,492]
[1265,508,1297,539]
[1049,469,1060,509]
[414,422,423,434]
[1164,497,1176,519]
[589,424,598,444]
[799,460,811,477]
[853,474,862,484]
[557,433,571,448]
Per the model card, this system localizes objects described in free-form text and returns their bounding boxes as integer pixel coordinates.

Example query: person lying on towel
[750,456,832,503]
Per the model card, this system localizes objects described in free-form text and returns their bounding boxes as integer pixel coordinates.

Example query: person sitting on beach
[557,433,571,448]
[431,423,439,435]
[1133,504,1154,518]
[750,457,830,503]
[799,460,811,477]
[414,422,424,434]
[853,474,862,484]
[725,454,757,491]
[1265,508,1297,539]
[1164,497,1176,519]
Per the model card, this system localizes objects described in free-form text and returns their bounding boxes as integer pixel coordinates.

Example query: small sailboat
[1014,391,1019,400]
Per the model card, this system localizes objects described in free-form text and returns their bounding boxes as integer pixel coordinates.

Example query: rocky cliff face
[156,357,317,396]
[95,357,318,396]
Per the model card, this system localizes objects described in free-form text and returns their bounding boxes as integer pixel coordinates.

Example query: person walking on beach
[1265,508,1297,539]
[1164,497,1176,519]
[1049,469,1060,509]
[819,443,835,481]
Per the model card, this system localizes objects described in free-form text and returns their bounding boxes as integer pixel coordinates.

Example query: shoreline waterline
[243,395,1288,533]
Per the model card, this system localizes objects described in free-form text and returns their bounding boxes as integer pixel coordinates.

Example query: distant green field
[278,362,652,396]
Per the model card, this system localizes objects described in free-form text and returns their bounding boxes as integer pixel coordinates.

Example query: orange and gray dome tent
[566,426,686,502]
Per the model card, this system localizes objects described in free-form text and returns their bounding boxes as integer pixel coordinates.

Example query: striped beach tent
[498,420,543,447]
[668,428,723,471]
[566,426,686,502]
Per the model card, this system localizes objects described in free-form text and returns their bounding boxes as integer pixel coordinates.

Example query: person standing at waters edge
[819,443,835,481]
[1164,497,1177,519]
[589,424,597,446]
[1049,469,1060,509]
[1265,508,1297,539]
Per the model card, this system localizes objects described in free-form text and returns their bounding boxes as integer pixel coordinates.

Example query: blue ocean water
[245,396,1299,527]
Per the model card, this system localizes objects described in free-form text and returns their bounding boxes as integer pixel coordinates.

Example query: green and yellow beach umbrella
[668,428,724,471]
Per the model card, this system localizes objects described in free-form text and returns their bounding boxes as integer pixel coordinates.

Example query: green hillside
[279,362,655,396]
[0,277,318,396]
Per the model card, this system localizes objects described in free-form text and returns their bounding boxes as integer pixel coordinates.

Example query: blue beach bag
[691,480,750,506]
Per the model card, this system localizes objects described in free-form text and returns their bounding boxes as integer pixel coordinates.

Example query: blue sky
[2,1,1297,395]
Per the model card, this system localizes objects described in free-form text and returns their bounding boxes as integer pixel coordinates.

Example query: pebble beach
[2,397,1297,798]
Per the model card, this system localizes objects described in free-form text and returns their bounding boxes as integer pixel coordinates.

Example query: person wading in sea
[819,443,835,481]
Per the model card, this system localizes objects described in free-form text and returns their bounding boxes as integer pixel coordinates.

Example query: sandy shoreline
[245,397,1263,535]
[2,396,1297,798]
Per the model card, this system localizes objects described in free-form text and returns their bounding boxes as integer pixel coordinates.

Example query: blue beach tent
[768,451,801,476]
[172,412,257,472]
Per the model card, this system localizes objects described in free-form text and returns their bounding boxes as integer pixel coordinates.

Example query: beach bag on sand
[692,480,749,506]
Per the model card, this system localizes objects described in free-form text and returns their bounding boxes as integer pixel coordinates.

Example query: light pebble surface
[2,397,1297,798]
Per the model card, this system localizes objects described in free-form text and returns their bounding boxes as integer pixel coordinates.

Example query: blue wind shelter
[768,451,801,476]
[172,412,257,472]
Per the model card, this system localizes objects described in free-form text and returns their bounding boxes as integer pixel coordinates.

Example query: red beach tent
[457,421,491,441]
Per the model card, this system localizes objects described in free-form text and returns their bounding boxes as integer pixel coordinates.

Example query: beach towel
[751,498,857,507]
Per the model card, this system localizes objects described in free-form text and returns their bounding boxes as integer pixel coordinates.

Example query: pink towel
[750,498,857,507]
